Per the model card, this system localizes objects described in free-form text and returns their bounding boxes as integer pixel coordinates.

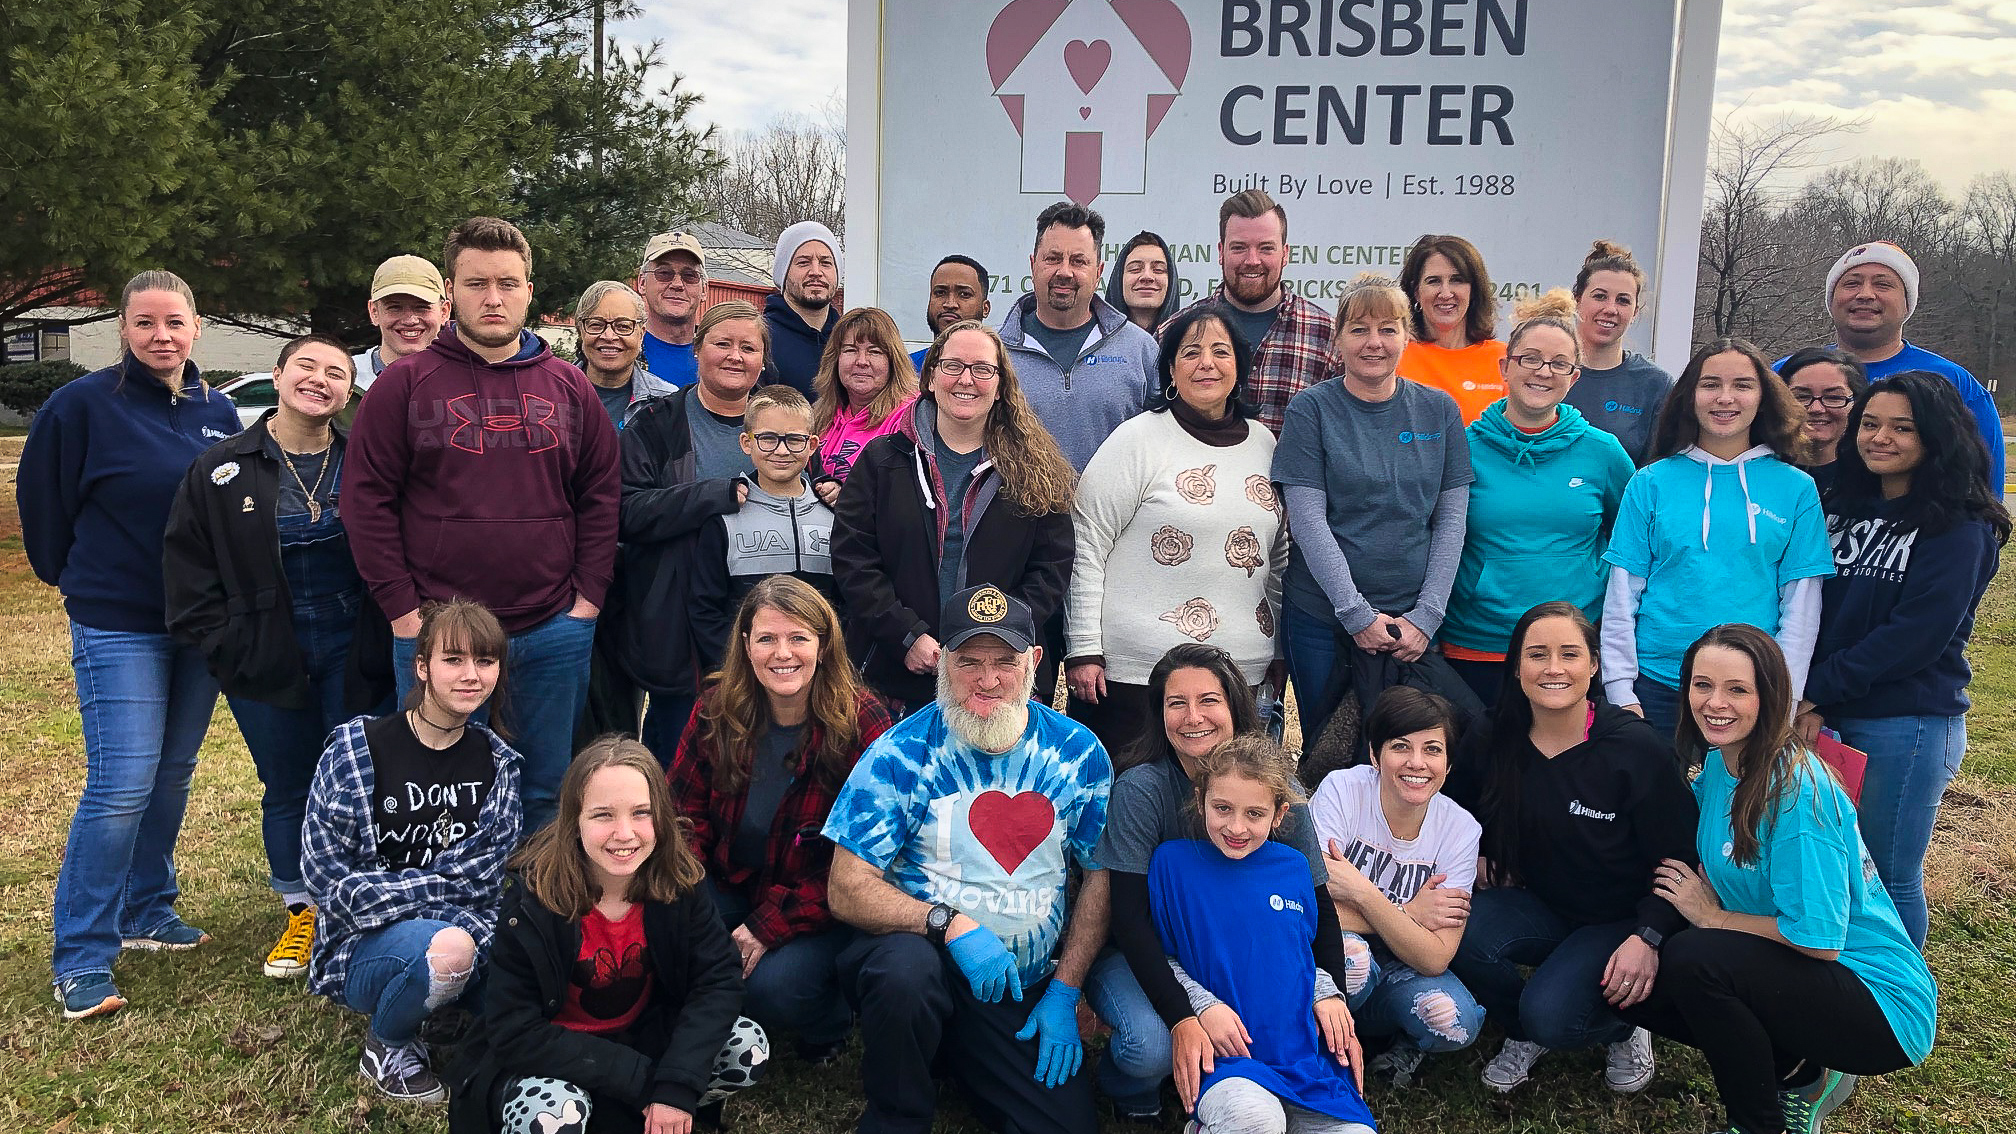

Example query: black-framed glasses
[579,318,640,336]
[750,431,812,453]
[1509,353,1577,378]
[935,359,1000,378]
[645,266,703,285]
[1790,390,1852,409]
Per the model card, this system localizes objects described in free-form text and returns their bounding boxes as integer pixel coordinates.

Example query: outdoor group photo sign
[846,0,1723,370]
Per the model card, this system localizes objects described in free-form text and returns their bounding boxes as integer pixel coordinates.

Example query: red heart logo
[968,790,1056,874]
[1064,38,1112,95]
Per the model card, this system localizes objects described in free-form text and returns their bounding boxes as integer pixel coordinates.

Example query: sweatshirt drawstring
[1688,444,1765,549]
[911,443,935,511]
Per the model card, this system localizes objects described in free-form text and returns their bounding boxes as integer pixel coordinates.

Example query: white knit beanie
[773,221,843,289]
[1825,240,1919,318]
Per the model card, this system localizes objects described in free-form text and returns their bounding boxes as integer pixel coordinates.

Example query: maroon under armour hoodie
[344,327,620,632]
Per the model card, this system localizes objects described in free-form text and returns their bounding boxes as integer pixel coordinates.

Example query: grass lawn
[0,479,2010,1132]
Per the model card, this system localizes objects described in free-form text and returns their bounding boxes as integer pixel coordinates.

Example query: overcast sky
[629,0,2013,193]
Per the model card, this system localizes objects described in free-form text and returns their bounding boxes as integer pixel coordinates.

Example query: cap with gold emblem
[940,584,1037,653]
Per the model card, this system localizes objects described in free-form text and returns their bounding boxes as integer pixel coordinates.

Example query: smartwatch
[925,902,959,946]
[1633,926,1665,951]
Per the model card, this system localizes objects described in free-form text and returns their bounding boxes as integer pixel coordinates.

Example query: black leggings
[1618,928,1913,1134]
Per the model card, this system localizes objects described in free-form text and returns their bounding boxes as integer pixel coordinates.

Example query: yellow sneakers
[263,906,315,979]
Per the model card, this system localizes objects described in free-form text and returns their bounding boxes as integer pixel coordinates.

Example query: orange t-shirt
[1400,339,1507,424]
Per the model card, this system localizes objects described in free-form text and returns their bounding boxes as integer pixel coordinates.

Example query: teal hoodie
[1442,400,1635,653]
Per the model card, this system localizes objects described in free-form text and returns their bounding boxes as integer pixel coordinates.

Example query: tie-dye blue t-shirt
[823,700,1112,985]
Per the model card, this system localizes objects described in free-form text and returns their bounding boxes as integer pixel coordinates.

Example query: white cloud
[628,0,846,136]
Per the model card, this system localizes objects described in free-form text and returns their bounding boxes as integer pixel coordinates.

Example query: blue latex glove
[946,924,1023,1004]
[1013,980,1084,1089]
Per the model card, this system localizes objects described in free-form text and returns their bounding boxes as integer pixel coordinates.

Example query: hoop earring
[1162,381,1178,403]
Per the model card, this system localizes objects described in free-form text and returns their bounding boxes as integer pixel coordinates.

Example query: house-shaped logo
[985,0,1191,205]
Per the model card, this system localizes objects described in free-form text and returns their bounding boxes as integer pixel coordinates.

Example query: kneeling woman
[1622,625,1936,1134]
[670,576,891,1063]
[1308,688,1485,1083]
[452,739,769,1134]
[304,598,524,1103]
[1445,602,1697,1096]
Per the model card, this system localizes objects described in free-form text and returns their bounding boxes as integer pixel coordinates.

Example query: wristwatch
[1633,926,1665,951]
[925,902,959,946]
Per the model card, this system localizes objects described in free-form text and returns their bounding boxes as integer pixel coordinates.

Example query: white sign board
[847,0,1722,371]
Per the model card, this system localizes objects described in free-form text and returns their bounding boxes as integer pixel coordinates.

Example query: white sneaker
[1605,1027,1656,1093]
[1481,1038,1549,1093]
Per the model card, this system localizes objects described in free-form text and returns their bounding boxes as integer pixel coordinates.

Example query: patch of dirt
[1925,781,2016,904]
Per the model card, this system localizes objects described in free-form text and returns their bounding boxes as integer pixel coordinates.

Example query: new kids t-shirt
[1308,763,1479,907]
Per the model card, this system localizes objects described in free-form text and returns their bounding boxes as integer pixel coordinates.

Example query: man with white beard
[824,585,1113,1134]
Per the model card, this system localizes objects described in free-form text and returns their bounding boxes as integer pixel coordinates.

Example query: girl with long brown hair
[450,738,770,1134]
[1600,338,1833,737]
[668,576,891,1064]
[810,306,918,485]
[831,319,1076,711]
[1618,625,1935,1134]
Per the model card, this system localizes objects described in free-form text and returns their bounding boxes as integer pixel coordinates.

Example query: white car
[219,367,375,430]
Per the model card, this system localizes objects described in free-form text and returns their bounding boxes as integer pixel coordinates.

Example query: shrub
[0,359,87,416]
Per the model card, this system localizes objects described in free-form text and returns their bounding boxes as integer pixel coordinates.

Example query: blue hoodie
[1808,496,2001,718]
[1442,401,1635,653]
[18,357,240,631]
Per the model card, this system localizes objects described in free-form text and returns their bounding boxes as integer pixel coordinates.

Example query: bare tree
[699,104,845,250]
[1695,112,1856,347]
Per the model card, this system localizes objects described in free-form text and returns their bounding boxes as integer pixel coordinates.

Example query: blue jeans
[342,918,463,1043]
[1832,714,1965,949]
[1086,949,1171,1114]
[1633,676,1682,742]
[396,610,597,835]
[1282,602,1345,746]
[226,594,357,902]
[639,691,697,772]
[705,877,854,1046]
[1450,887,1636,1048]
[1341,933,1483,1053]
[52,625,219,985]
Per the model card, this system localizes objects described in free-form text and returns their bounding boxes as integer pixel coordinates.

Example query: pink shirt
[819,396,916,484]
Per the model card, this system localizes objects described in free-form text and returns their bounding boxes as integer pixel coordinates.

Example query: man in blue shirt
[1814,240,2004,495]
[634,230,706,389]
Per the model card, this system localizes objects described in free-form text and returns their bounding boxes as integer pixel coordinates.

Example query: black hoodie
[1447,700,1696,935]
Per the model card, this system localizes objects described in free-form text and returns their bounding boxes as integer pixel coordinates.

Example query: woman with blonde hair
[670,575,891,1063]
[832,319,1077,712]
[20,269,241,1019]
[450,737,770,1134]
[810,306,918,485]
[1440,290,1635,707]
[1272,273,1474,745]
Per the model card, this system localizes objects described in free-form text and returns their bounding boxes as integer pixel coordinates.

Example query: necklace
[409,706,465,745]
[280,444,332,522]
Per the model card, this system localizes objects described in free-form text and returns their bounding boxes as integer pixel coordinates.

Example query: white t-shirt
[1308,763,1480,905]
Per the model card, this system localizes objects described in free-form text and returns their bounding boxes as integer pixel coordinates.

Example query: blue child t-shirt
[1693,749,1937,1062]
[822,700,1112,987]
[1603,450,1834,687]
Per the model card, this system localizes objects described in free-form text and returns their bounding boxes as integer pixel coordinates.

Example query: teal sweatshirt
[1442,401,1636,654]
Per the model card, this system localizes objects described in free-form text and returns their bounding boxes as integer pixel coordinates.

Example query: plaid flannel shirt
[670,688,893,949]
[1168,284,1336,434]
[301,716,523,998]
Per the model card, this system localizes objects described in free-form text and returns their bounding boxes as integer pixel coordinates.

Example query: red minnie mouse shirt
[555,903,654,1034]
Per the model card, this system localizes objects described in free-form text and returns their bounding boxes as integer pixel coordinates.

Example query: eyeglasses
[750,431,812,453]
[935,359,1000,379]
[1509,353,1578,378]
[579,318,640,336]
[645,266,704,285]
[1790,390,1852,409]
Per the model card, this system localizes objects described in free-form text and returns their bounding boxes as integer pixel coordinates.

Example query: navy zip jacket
[759,292,836,399]
[18,357,239,632]
[1809,497,2001,719]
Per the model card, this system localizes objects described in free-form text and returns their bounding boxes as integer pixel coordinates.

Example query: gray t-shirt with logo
[1272,378,1472,619]
[1563,351,1674,466]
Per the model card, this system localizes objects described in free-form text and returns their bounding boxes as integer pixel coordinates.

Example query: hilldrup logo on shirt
[1398,431,1443,444]
[1268,893,1305,913]
[1603,399,1643,415]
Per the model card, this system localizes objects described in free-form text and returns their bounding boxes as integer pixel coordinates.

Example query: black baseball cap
[940,585,1037,653]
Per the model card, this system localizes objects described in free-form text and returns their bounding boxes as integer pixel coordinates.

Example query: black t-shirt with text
[365,713,495,871]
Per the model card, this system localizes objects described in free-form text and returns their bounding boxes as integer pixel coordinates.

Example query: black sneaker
[359,1034,446,1103]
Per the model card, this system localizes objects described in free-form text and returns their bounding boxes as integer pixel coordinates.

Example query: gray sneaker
[1481,1038,1548,1093]
[1604,1027,1656,1093]
[359,1034,446,1103]
[1368,1043,1426,1087]
[1780,1068,1857,1134]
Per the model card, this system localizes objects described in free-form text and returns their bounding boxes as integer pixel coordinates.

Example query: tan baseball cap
[641,231,707,269]
[369,255,446,303]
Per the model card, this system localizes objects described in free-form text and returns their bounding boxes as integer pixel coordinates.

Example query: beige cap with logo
[642,231,707,269]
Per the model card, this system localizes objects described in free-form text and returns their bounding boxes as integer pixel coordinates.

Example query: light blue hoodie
[1442,401,1635,653]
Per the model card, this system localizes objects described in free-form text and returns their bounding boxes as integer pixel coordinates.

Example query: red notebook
[1816,733,1868,804]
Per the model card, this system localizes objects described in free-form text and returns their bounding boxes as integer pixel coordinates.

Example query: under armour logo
[446,393,560,454]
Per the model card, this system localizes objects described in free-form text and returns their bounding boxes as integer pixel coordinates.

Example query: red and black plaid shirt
[1167,284,1336,434]
[669,688,893,948]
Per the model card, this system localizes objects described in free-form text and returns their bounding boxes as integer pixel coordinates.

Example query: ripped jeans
[1336,932,1483,1054]
[340,918,477,1043]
